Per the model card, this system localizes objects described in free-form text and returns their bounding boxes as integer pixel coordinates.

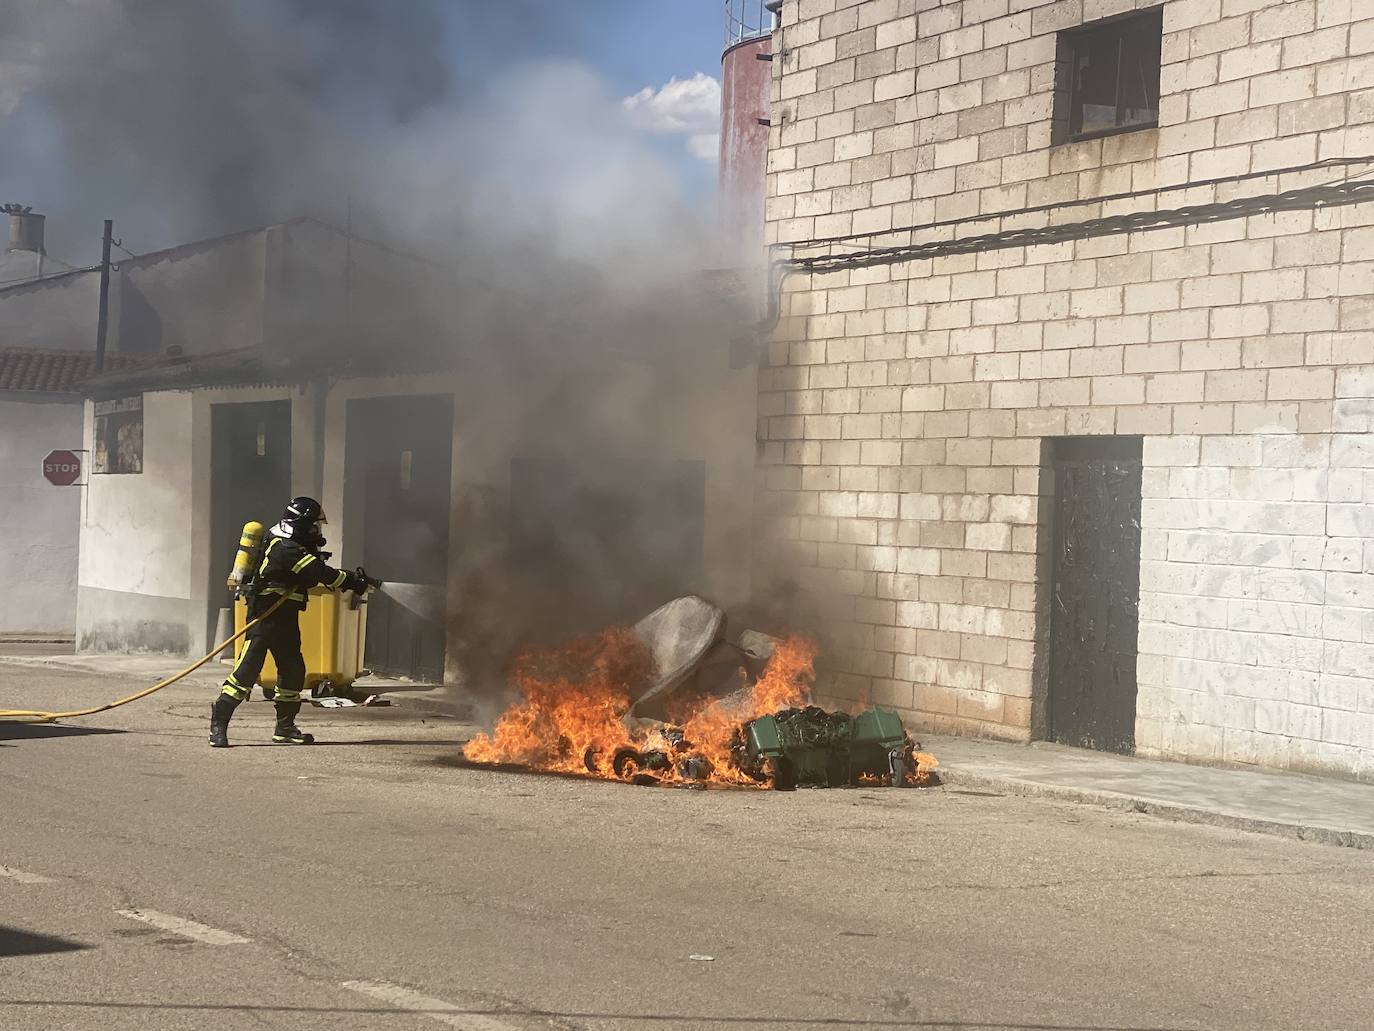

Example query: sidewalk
[927,734,1374,850]
[0,649,475,720]
[0,649,217,682]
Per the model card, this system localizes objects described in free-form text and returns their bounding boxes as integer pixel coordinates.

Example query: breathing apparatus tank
[227,521,265,595]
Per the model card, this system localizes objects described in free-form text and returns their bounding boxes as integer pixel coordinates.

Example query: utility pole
[95,219,113,372]
[344,194,353,300]
[344,196,355,356]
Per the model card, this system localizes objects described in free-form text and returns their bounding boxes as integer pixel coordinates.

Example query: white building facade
[0,390,82,636]
[758,0,1374,778]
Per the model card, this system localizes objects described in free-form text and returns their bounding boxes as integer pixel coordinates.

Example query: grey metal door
[344,395,452,682]
[208,401,292,647]
[1047,437,1142,754]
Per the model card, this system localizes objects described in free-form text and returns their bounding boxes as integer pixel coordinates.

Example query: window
[92,395,144,474]
[1057,9,1162,142]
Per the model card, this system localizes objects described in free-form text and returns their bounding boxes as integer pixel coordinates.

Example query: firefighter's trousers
[220,601,307,704]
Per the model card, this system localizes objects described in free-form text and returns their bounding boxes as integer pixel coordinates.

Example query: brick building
[757,0,1374,778]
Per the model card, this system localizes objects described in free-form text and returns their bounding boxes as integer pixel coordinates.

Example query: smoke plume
[1,0,766,692]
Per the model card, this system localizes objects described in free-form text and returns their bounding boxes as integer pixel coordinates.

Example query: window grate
[1060,9,1162,142]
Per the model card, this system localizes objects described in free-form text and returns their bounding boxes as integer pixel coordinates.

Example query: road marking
[0,865,54,884]
[341,980,521,1030]
[115,908,251,945]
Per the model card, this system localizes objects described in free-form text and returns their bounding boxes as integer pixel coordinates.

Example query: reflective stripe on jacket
[252,536,349,608]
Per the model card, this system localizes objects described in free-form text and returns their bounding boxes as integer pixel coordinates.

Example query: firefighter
[209,497,369,747]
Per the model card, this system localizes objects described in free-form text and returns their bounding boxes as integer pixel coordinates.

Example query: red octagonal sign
[43,449,82,486]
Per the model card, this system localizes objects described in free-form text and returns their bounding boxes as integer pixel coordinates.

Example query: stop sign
[43,449,82,486]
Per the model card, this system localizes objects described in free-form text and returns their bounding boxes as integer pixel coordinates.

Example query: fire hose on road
[0,596,291,725]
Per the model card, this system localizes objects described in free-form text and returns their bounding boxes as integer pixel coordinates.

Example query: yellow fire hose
[0,596,290,724]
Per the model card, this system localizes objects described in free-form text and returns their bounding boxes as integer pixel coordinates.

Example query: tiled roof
[81,346,275,396]
[0,348,143,395]
[78,345,463,399]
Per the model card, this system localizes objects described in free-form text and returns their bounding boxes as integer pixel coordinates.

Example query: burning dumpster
[462,596,938,790]
[734,705,920,789]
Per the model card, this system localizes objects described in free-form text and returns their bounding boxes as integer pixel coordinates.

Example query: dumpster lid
[628,595,725,715]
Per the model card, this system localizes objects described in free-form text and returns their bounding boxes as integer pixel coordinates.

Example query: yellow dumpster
[233,587,370,695]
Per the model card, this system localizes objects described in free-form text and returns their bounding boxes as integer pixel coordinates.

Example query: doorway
[1046,436,1143,754]
[208,401,292,646]
[344,395,453,681]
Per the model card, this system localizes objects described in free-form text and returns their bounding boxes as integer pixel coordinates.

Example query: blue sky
[439,2,727,191]
[440,2,723,97]
[583,3,723,98]
[0,1,731,260]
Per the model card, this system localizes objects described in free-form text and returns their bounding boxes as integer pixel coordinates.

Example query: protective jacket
[252,533,353,612]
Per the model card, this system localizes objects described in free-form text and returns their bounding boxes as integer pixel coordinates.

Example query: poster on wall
[92,396,144,474]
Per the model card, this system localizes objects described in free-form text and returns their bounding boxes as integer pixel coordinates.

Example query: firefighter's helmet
[279,496,327,547]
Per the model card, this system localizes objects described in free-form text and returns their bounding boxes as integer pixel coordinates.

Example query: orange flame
[464,630,819,787]
[857,752,940,787]
[910,752,940,787]
[463,626,649,775]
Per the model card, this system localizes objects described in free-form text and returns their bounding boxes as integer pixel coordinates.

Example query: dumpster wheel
[767,755,797,791]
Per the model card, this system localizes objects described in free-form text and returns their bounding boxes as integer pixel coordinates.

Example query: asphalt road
[2,660,1373,1031]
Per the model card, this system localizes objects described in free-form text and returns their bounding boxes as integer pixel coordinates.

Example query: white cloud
[687,133,719,163]
[622,72,720,163]
[0,40,43,117]
[621,72,720,134]
[0,68,32,117]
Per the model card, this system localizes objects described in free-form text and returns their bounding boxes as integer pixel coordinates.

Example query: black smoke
[1,0,766,696]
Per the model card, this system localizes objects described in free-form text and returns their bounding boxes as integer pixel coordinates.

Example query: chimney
[3,204,46,254]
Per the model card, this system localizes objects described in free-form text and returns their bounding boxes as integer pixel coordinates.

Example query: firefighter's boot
[208,694,239,748]
[271,701,314,744]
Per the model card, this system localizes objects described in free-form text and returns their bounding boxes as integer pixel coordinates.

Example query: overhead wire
[782,176,1374,274]
[782,154,1374,254]
[758,154,1374,330]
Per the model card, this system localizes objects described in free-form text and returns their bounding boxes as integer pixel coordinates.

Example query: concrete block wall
[758,0,1374,775]
[760,206,1374,766]
[1139,430,1374,777]
[766,0,1374,247]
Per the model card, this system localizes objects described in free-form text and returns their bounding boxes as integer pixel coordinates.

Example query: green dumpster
[737,705,914,789]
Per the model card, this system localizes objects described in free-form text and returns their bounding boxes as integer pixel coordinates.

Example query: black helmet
[280,496,327,547]
[283,497,325,526]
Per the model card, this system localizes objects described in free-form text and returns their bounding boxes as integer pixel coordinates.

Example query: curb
[0,654,223,679]
[937,766,1374,851]
[0,654,477,721]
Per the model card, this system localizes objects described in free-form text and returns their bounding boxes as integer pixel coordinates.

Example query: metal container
[741,705,911,788]
[233,587,370,695]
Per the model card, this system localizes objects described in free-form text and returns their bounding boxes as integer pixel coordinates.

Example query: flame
[910,752,940,787]
[857,752,941,787]
[463,626,649,775]
[464,630,819,787]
